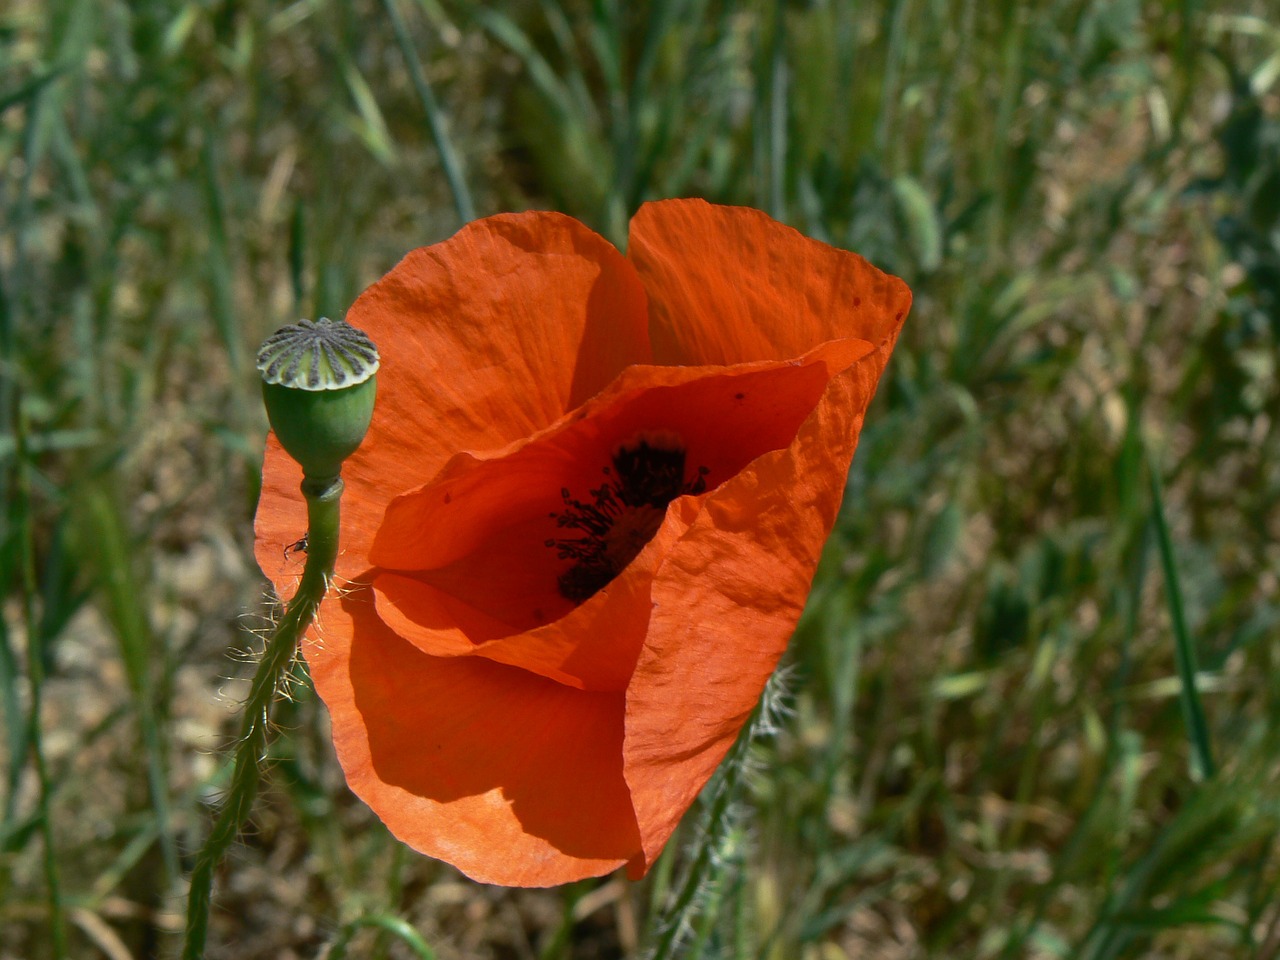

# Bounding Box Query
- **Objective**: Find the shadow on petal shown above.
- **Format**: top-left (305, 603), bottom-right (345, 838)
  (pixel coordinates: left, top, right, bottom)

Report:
top-left (328, 584), bottom-right (643, 883)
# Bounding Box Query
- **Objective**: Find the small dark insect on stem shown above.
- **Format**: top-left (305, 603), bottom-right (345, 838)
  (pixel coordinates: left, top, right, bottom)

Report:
top-left (283, 534), bottom-right (308, 560)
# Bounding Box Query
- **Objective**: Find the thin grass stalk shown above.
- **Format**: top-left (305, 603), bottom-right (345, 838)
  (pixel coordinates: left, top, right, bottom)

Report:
top-left (80, 487), bottom-right (179, 882)
top-left (620, 0), bottom-right (691, 212)
top-left (382, 0), bottom-right (476, 223)
top-left (768, 3), bottom-right (788, 221)
top-left (13, 397), bottom-right (69, 959)
top-left (730, 868), bottom-right (750, 960)
top-left (327, 914), bottom-right (438, 960)
top-left (1075, 782), bottom-right (1245, 960)
top-left (3, 62), bottom-right (53, 438)
top-left (475, 5), bottom-right (590, 124)
top-left (987, 0), bottom-right (1026, 251)
top-left (0, 232), bottom-right (14, 452)
top-left (1171, 0), bottom-right (1203, 126)
top-left (289, 202), bottom-right (307, 314)
top-left (750, 13), bottom-right (772, 213)
top-left (0, 603), bottom-right (25, 824)
top-left (200, 136), bottom-right (245, 383)
top-left (537, 880), bottom-right (586, 960)
top-left (534, 0), bottom-right (589, 89)
top-left (874, 0), bottom-right (912, 159)
top-left (998, 510), bottom-right (1152, 959)
top-left (629, 0), bottom-right (679, 113)
top-left (337, 49), bottom-right (399, 165)
top-left (1147, 452), bottom-right (1216, 780)
top-left (375, 839), bottom-right (411, 960)
top-left (90, 817), bottom-right (165, 905)
top-left (633, 0), bottom-right (720, 204)
top-left (931, 0), bottom-right (976, 166)
top-left (640, 816), bottom-right (679, 940)
top-left (531, 0), bottom-right (604, 167)
top-left (821, 612), bottom-right (862, 800)
top-left (181, 479), bottom-right (343, 960)
top-left (593, 0), bottom-right (630, 242)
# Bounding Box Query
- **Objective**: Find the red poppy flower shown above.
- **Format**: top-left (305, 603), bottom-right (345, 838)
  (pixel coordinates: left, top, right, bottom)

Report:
top-left (254, 199), bottom-right (910, 886)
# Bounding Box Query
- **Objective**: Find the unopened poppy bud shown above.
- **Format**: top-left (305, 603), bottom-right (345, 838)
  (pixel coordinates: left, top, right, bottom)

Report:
top-left (256, 317), bottom-right (379, 486)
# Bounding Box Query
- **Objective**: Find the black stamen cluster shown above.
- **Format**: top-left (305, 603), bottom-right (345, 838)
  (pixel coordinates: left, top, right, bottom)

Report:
top-left (546, 439), bottom-right (709, 602)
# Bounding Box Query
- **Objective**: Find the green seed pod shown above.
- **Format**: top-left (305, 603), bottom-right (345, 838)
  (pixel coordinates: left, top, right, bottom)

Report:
top-left (256, 317), bottom-right (379, 486)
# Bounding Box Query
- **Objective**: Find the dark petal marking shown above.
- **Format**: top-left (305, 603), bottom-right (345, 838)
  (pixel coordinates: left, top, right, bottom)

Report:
top-left (548, 437), bottom-right (709, 603)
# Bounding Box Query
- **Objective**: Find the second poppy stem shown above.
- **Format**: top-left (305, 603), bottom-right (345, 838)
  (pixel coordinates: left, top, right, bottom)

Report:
top-left (181, 477), bottom-right (342, 960)
top-left (644, 670), bottom-right (790, 960)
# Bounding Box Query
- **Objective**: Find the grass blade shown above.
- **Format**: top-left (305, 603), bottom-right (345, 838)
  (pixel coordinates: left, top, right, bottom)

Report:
top-left (12, 395), bottom-right (69, 958)
top-left (76, 483), bottom-right (179, 882)
top-left (1147, 449), bottom-right (1215, 780)
top-left (382, 0), bottom-right (476, 223)
top-left (327, 914), bottom-right (438, 959)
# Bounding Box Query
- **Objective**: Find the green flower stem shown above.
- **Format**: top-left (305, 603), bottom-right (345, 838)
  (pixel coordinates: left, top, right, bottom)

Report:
top-left (182, 476), bottom-right (343, 960)
top-left (644, 674), bottom-right (775, 960)
top-left (645, 756), bottom-right (739, 960)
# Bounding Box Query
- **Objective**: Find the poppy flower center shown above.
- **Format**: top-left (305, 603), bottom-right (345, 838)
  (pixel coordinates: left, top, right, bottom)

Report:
top-left (547, 436), bottom-right (709, 602)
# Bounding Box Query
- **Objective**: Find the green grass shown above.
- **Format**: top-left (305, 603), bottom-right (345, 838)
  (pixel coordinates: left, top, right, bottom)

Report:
top-left (3, 0), bottom-right (1280, 956)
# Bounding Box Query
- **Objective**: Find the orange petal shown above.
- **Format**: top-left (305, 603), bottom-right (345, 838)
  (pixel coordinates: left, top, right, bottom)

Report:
top-left (620, 206), bottom-right (911, 872)
top-left (255, 211), bottom-right (651, 588)
top-left (365, 341), bottom-right (871, 691)
top-left (622, 348), bottom-right (900, 874)
top-left (371, 517), bottom-right (685, 692)
top-left (308, 580), bottom-right (642, 887)
top-left (629, 198), bottom-right (908, 366)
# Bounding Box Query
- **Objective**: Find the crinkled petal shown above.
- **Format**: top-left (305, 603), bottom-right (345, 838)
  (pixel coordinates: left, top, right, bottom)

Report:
top-left (366, 341), bottom-right (871, 691)
top-left (630, 198), bottom-right (906, 365)
top-left (620, 204), bottom-right (911, 872)
top-left (622, 348), bottom-right (899, 874)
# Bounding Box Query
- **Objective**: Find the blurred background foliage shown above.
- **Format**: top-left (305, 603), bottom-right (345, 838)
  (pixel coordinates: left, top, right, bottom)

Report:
top-left (2, 0), bottom-right (1279, 957)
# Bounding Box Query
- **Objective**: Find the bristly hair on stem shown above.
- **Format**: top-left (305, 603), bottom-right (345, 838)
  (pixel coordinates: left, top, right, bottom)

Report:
top-left (181, 481), bottom-right (343, 960)
top-left (642, 667), bottom-right (794, 960)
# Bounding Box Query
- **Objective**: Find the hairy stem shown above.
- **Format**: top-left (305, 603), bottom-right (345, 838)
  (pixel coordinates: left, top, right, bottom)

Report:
top-left (181, 477), bottom-right (342, 960)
